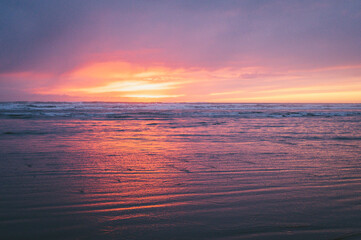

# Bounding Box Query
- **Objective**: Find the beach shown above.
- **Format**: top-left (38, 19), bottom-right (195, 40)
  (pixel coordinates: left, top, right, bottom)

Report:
top-left (1, 102), bottom-right (361, 239)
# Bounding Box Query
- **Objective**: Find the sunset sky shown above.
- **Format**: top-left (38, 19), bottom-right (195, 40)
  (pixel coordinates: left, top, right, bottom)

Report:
top-left (1, 0), bottom-right (361, 102)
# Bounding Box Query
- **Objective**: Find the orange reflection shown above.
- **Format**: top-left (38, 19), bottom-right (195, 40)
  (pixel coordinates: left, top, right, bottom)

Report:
top-left (63, 119), bottom-right (190, 201)
top-left (2, 111), bottom-right (361, 239)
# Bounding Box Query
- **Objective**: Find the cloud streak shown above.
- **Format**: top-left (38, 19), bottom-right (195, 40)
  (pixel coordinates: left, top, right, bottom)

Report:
top-left (1, 0), bottom-right (361, 102)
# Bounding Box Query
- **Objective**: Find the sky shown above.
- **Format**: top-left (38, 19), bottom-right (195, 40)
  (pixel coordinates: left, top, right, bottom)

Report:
top-left (1, 0), bottom-right (361, 103)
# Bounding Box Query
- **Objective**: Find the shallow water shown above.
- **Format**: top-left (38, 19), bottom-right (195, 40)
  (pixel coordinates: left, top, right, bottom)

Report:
top-left (1, 102), bottom-right (361, 240)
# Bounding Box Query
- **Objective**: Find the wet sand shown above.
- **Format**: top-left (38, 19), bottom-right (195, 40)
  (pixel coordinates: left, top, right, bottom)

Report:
top-left (1, 103), bottom-right (361, 239)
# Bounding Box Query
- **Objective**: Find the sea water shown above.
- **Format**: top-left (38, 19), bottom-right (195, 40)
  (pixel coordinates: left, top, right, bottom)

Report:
top-left (0, 102), bottom-right (361, 239)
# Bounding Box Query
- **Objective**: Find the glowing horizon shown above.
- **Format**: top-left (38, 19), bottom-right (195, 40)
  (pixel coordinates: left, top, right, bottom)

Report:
top-left (1, 1), bottom-right (360, 103)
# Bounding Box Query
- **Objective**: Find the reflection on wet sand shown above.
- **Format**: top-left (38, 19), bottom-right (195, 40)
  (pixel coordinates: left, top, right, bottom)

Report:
top-left (0, 103), bottom-right (361, 239)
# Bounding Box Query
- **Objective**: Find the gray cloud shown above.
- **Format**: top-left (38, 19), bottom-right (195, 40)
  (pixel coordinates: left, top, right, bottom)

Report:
top-left (0, 0), bottom-right (360, 74)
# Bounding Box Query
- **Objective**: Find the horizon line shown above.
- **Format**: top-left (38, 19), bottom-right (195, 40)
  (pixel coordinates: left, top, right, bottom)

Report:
top-left (1, 101), bottom-right (360, 104)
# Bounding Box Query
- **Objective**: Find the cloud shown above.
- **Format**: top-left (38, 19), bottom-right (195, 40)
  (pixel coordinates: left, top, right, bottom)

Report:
top-left (2, 1), bottom-right (361, 72)
top-left (0, 0), bottom-right (361, 102)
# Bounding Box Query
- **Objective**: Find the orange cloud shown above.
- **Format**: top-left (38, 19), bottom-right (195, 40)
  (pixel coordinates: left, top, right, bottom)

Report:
top-left (33, 61), bottom-right (188, 100)
top-left (216, 90), bottom-right (361, 103)
top-left (28, 57), bottom-right (361, 103)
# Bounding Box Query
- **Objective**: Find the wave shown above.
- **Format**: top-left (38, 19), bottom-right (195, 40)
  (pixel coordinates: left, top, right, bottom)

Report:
top-left (0, 102), bottom-right (360, 120)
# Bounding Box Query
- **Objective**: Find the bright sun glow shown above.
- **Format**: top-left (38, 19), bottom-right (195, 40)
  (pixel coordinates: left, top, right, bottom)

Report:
top-left (27, 60), bottom-right (361, 102)
top-left (74, 81), bottom-right (179, 93)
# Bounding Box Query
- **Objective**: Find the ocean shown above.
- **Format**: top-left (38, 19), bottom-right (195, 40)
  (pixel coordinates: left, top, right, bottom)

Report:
top-left (1, 102), bottom-right (361, 239)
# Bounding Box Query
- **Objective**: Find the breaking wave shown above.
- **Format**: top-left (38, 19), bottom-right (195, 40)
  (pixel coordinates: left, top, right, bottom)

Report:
top-left (0, 102), bottom-right (360, 120)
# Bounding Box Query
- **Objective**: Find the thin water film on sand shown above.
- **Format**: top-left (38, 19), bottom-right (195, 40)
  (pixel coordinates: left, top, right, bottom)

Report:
top-left (1, 103), bottom-right (361, 239)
